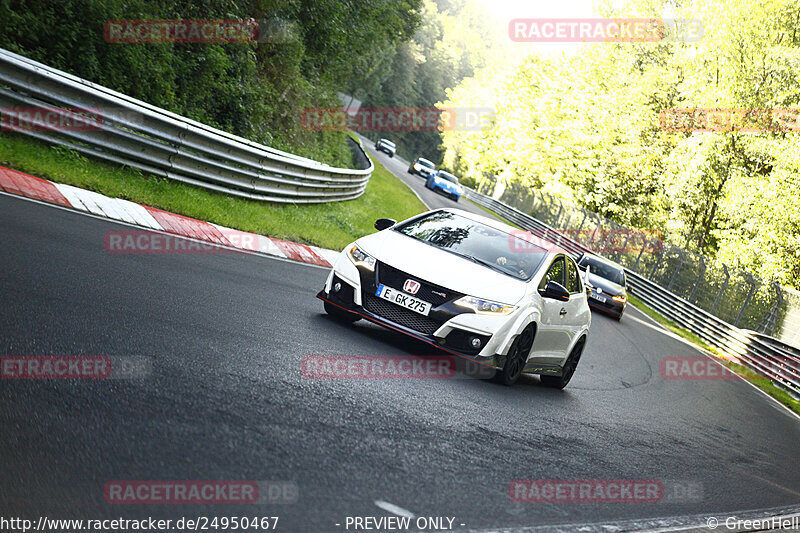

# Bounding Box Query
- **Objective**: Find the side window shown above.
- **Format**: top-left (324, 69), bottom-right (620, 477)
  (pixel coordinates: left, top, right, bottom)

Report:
top-left (567, 258), bottom-right (581, 294)
top-left (539, 257), bottom-right (565, 290)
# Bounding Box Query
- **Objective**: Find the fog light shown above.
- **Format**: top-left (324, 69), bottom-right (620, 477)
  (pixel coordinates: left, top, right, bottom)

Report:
top-left (333, 282), bottom-right (342, 293)
top-left (470, 337), bottom-right (482, 348)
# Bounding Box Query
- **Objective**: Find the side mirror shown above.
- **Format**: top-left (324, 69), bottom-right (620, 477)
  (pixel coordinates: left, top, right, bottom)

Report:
top-left (626, 284), bottom-right (632, 294)
top-left (374, 218), bottom-right (396, 231)
top-left (541, 281), bottom-right (570, 302)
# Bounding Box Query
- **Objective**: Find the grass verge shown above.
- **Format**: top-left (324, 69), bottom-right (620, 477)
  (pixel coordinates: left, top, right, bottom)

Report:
top-left (0, 131), bottom-right (426, 251)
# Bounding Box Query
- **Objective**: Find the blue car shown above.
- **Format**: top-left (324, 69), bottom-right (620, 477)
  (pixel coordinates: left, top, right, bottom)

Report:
top-left (425, 170), bottom-right (463, 202)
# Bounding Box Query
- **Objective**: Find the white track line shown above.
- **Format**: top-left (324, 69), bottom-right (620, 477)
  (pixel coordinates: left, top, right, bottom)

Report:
top-left (374, 500), bottom-right (416, 518)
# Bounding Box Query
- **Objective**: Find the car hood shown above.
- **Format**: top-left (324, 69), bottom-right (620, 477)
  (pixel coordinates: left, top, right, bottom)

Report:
top-left (433, 177), bottom-right (460, 193)
top-left (587, 272), bottom-right (625, 296)
top-left (356, 230), bottom-right (527, 305)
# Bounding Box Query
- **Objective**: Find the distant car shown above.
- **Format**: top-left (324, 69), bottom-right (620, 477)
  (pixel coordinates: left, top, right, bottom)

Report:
top-left (577, 253), bottom-right (628, 320)
top-left (408, 157), bottom-right (436, 178)
top-left (374, 138), bottom-right (396, 157)
top-left (425, 170), bottom-right (463, 202)
top-left (317, 208), bottom-right (592, 388)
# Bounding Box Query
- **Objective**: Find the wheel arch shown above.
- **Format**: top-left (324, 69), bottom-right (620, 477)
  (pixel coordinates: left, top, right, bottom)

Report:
top-left (560, 330), bottom-right (589, 366)
top-left (497, 308), bottom-right (541, 356)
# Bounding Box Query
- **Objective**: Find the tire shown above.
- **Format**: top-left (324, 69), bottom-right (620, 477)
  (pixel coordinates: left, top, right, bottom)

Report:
top-left (324, 301), bottom-right (360, 324)
top-left (499, 324), bottom-right (536, 386)
top-left (425, 177), bottom-right (432, 189)
top-left (541, 338), bottom-right (585, 389)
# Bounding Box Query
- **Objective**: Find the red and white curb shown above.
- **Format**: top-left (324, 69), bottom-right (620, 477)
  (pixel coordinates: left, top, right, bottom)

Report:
top-left (0, 165), bottom-right (339, 267)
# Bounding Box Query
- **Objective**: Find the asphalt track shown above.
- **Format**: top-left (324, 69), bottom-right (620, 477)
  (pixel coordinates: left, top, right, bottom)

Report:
top-left (1, 173), bottom-right (800, 532)
top-left (358, 135), bottom-right (490, 215)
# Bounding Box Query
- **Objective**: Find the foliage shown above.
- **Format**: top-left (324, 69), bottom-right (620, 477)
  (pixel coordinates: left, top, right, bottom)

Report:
top-left (0, 0), bottom-right (423, 167)
top-left (440, 0), bottom-right (800, 289)
top-left (352, 0), bottom-right (509, 162)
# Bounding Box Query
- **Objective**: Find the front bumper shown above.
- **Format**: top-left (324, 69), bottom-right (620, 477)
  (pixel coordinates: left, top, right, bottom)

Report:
top-left (430, 183), bottom-right (461, 199)
top-left (587, 289), bottom-right (625, 317)
top-left (317, 262), bottom-right (504, 368)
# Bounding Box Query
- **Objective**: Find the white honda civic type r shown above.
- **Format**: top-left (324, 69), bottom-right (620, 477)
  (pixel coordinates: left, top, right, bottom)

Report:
top-left (316, 209), bottom-right (592, 388)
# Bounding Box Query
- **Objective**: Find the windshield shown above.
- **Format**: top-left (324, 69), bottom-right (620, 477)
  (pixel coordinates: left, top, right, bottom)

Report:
top-left (437, 171), bottom-right (459, 184)
top-left (417, 158), bottom-right (435, 168)
top-left (581, 256), bottom-right (625, 285)
top-left (396, 211), bottom-right (546, 280)
top-left (382, 140), bottom-right (396, 147)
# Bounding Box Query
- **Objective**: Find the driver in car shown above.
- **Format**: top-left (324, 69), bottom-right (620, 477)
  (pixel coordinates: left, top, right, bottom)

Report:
top-left (496, 256), bottom-right (529, 278)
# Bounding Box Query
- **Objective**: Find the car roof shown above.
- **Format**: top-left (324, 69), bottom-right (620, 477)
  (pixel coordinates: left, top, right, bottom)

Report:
top-left (380, 139), bottom-right (395, 145)
top-left (437, 170), bottom-right (456, 178)
top-left (418, 158), bottom-right (434, 165)
top-left (581, 252), bottom-right (625, 271)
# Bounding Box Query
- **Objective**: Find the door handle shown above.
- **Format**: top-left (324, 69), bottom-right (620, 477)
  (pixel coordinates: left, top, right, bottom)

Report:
top-left (559, 308), bottom-right (567, 316)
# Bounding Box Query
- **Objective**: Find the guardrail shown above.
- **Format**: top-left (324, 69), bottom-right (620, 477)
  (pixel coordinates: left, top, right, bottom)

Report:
top-left (0, 48), bottom-right (373, 203)
top-left (464, 188), bottom-right (800, 397)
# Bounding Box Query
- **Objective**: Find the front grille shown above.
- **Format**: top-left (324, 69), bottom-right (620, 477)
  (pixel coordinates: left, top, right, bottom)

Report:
top-left (376, 263), bottom-right (462, 306)
top-left (364, 295), bottom-right (442, 335)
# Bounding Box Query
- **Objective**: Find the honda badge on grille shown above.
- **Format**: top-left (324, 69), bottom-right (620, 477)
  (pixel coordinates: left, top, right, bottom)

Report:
top-left (403, 279), bottom-right (421, 295)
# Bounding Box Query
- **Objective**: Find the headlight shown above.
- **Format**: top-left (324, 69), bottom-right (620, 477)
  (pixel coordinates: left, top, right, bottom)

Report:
top-left (347, 244), bottom-right (376, 271)
top-left (612, 294), bottom-right (627, 303)
top-left (455, 296), bottom-right (517, 315)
